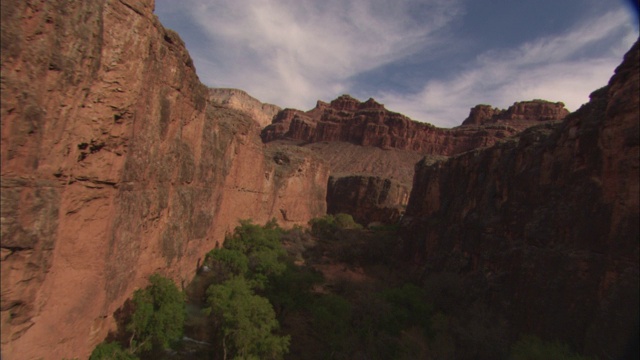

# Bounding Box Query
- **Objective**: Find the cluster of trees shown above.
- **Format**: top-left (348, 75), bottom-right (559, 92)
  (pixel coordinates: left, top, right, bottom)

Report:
top-left (202, 219), bottom-right (291, 359)
top-left (91, 219), bottom-right (294, 360)
top-left (89, 215), bottom-right (596, 360)
top-left (90, 274), bottom-right (185, 359)
top-left (308, 213), bottom-right (362, 239)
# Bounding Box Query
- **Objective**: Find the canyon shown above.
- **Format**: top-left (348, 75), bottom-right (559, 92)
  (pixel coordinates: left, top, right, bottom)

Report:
top-left (0, 0), bottom-right (637, 359)
top-left (263, 95), bottom-right (568, 225)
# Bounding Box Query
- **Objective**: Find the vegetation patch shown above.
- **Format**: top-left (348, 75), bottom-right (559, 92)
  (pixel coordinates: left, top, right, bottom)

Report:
top-left (92, 215), bottom-right (595, 360)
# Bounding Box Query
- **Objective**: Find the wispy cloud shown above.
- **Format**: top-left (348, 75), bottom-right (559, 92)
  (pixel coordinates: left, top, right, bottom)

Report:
top-left (157, 1), bottom-right (637, 128)
top-left (377, 9), bottom-right (638, 127)
top-left (179, 0), bottom-right (462, 108)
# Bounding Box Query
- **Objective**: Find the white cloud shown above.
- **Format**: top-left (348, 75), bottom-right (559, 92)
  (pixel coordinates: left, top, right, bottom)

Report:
top-left (377, 9), bottom-right (638, 127)
top-left (181, 0), bottom-right (462, 109)
top-left (157, 1), bottom-right (637, 128)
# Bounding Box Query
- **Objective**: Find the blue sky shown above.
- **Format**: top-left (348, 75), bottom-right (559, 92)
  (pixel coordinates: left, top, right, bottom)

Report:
top-left (155, 0), bottom-right (638, 127)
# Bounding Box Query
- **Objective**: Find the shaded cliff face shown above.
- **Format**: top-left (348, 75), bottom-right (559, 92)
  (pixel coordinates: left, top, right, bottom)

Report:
top-left (209, 88), bottom-right (281, 128)
top-left (403, 40), bottom-right (639, 358)
top-left (326, 175), bottom-right (410, 225)
top-left (0, 1), bottom-right (327, 359)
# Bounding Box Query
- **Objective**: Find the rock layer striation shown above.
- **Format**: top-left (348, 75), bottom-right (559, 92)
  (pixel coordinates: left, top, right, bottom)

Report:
top-left (462, 100), bottom-right (569, 129)
top-left (262, 95), bottom-right (569, 156)
top-left (263, 96), bottom-right (568, 225)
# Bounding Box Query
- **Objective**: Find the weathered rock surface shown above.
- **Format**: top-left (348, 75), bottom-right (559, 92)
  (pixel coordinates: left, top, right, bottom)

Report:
top-left (0, 1), bottom-right (327, 359)
top-left (262, 95), bottom-right (568, 156)
top-left (306, 142), bottom-right (445, 225)
top-left (209, 88), bottom-right (281, 128)
top-left (462, 100), bottom-right (569, 129)
top-left (262, 96), bottom-right (568, 225)
top-left (403, 40), bottom-right (639, 358)
top-left (327, 175), bottom-right (410, 225)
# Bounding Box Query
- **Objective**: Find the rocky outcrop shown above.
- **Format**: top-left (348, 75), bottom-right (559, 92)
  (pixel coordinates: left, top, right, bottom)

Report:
top-left (262, 95), bottom-right (568, 156)
top-left (0, 1), bottom-right (327, 359)
top-left (462, 100), bottom-right (569, 128)
top-left (326, 175), bottom-right (410, 225)
top-left (403, 40), bottom-right (639, 358)
top-left (263, 96), bottom-right (568, 225)
top-left (209, 88), bottom-right (281, 128)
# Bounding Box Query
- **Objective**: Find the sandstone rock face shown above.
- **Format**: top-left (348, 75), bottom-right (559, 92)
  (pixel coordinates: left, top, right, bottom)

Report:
top-left (262, 95), bottom-right (568, 156)
top-left (291, 140), bottom-right (435, 225)
top-left (263, 96), bottom-right (565, 225)
top-left (462, 100), bottom-right (569, 128)
top-left (209, 88), bottom-right (281, 128)
top-left (0, 1), bottom-right (327, 359)
top-left (327, 175), bottom-right (410, 225)
top-left (403, 40), bottom-right (639, 358)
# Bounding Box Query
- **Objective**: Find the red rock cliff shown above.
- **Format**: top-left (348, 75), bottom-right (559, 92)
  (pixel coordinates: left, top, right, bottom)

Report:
top-left (262, 95), bottom-right (569, 156)
top-left (403, 40), bottom-right (639, 358)
top-left (209, 88), bottom-right (281, 128)
top-left (462, 100), bottom-right (569, 128)
top-left (0, 1), bottom-right (328, 359)
top-left (262, 95), bottom-right (569, 225)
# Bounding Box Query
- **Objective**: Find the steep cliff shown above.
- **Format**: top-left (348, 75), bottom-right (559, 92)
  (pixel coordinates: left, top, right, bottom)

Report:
top-left (461, 100), bottom-right (569, 129)
top-left (262, 96), bottom-right (569, 226)
top-left (262, 95), bottom-right (568, 156)
top-left (326, 175), bottom-right (410, 225)
top-left (209, 88), bottom-right (281, 128)
top-left (403, 40), bottom-right (639, 358)
top-left (0, 1), bottom-right (327, 359)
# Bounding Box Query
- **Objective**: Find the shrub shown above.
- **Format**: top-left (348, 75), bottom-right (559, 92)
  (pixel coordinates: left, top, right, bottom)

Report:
top-left (309, 213), bottom-right (361, 238)
top-left (309, 214), bottom-right (337, 238)
top-left (334, 213), bottom-right (362, 230)
top-left (90, 342), bottom-right (138, 360)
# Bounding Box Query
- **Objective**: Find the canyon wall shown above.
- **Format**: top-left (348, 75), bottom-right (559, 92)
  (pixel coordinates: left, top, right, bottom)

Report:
top-left (462, 100), bottom-right (569, 129)
top-left (326, 175), bottom-right (410, 225)
top-left (262, 95), bottom-right (568, 156)
top-left (262, 96), bottom-right (569, 226)
top-left (209, 88), bottom-right (281, 128)
top-left (403, 40), bottom-right (639, 358)
top-left (0, 1), bottom-right (327, 359)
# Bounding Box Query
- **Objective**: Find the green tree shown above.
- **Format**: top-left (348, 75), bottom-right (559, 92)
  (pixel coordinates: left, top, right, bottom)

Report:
top-left (308, 214), bottom-right (337, 238)
top-left (126, 274), bottom-right (185, 354)
top-left (309, 213), bottom-right (362, 239)
top-left (310, 294), bottom-right (354, 356)
top-left (89, 342), bottom-right (138, 360)
top-left (381, 283), bottom-right (433, 335)
top-left (510, 335), bottom-right (593, 360)
top-left (264, 262), bottom-right (323, 319)
top-left (333, 213), bottom-right (362, 229)
top-left (206, 277), bottom-right (290, 360)
top-left (210, 247), bottom-right (249, 277)
top-left (207, 219), bottom-right (287, 289)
